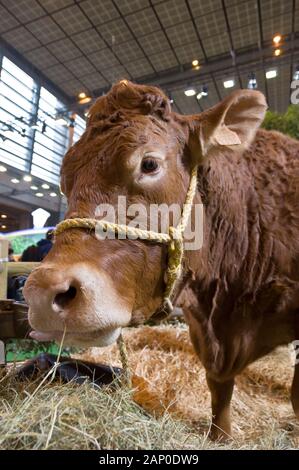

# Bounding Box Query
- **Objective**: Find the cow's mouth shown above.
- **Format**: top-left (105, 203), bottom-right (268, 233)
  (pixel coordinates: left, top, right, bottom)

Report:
top-left (29, 326), bottom-right (122, 347)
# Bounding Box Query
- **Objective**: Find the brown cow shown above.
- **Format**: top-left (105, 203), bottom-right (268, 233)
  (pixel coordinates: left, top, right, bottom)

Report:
top-left (24, 80), bottom-right (299, 440)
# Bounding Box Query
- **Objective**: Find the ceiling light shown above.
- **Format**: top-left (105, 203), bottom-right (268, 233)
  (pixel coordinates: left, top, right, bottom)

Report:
top-left (294, 66), bottom-right (299, 81)
top-left (274, 48), bottom-right (281, 56)
top-left (273, 34), bottom-right (281, 45)
top-left (248, 73), bottom-right (257, 89)
top-left (1, 225), bottom-right (7, 229)
top-left (23, 175), bottom-right (32, 182)
top-left (42, 183), bottom-right (50, 189)
top-left (266, 69), bottom-right (277, 79)
top-left (0, 165), bottom-right (7, 172)
top-left (184, 88), bottom-right (196, 97)
top-left (11, 178), bottom-right (20, 184)
top-left (78, 92), bottom-right (86, 99)
top-left (1, 214), bottom-right (7, 219)
top-left (50, 192), bottom-right (57, 197)
top-left (192, 59), bottom-right (199, 67)
top-left (223, 79), bottom-right (235, 89)
top-left (168, 93), bottom-right (174, 104)
top-left (30, 185), bottom-right (38, 190)
top-left (201, 85), bottom-right (208, 96)
top-left (196, 85), bottom-right (208, 100)
top-left (35, 192), bottom-right (44, 197)
top-left (78, 96), bottom-right (92, 105)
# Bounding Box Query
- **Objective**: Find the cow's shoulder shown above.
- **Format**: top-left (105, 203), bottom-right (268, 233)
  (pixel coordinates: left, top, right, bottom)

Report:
top-left (246, 128), bottom-right (299, 167)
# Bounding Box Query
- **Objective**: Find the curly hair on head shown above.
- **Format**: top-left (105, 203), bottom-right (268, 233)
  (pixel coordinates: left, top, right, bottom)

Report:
top-left (88, 80), bottom-right (172, 125)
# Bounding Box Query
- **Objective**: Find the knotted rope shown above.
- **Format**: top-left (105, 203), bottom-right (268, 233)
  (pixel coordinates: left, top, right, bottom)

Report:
top-left (54, 166), bottom-right (198, 383)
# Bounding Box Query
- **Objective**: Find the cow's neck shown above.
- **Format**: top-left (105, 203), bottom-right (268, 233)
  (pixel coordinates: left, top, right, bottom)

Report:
top-left (185, 151), bottom-right (252, 291)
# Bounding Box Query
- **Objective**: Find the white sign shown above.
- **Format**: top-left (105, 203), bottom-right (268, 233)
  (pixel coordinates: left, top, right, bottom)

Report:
top-left (31, 208), bottom-right (50, 228)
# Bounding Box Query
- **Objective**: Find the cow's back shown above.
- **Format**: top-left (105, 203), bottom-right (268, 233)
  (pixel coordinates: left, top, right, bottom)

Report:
top-left (244, 129), bottom-right (299, 282)
top-left (187, 128), bottom-right (299, 378)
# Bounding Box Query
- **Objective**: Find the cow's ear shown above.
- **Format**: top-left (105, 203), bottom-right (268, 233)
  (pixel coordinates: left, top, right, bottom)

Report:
top-left (187, 90), bottom-right (267, 162)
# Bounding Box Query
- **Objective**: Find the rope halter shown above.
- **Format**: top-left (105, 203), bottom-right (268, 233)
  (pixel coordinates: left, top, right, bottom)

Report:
top-left (55, 165), bottom-right (198, 315)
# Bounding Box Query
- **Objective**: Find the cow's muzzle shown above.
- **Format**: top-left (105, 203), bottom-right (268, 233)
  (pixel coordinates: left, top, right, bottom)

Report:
top-left (23, 262), bottom-right (132, 347)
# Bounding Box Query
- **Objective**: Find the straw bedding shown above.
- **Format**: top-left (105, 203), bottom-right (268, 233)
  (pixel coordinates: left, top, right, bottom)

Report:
top-left (0, 323), bottom-right (298, 450)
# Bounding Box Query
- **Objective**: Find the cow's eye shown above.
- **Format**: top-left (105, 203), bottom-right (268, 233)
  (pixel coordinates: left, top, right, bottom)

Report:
top-left (141, 158), bottom-right (159, 174)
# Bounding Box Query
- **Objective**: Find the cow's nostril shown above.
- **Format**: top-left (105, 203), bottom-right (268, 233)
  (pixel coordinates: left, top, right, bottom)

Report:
top-left (53, 285), bottom-right (77, 310)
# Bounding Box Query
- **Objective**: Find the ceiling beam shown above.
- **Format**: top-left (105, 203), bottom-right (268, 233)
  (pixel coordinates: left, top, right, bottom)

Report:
top-left (85, 39), bottom-right (299, 104)
top-left (256, 0), bottom-right (269, 105)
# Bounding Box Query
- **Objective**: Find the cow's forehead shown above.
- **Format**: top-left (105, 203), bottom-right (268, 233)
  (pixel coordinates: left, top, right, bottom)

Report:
top-left (83, 113), bottom-right (171, 155)
top-left (61, 115), bottom-right (170, 183)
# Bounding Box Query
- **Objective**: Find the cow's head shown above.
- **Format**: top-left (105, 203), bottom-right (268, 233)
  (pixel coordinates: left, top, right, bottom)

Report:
top-left (24, 80), bottom-right (266, 347)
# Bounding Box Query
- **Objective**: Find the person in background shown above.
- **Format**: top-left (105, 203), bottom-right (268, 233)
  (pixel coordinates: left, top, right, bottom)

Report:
top-left (21, 244), bottom-right (41, 262)
top-left (8, 242), bottom-right (15, 261)
top-left (36, 229), bottom-right (53, 260)
top-left (21, 230), bottom-right (54, 262)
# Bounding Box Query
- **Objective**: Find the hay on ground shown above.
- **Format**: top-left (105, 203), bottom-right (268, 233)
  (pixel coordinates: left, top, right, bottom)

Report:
top-left (0, 324), bottom-right (298, 449)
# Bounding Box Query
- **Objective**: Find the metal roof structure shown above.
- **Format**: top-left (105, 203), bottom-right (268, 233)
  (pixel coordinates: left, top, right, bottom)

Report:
top-left (0, 0), bottom-right (299, 114)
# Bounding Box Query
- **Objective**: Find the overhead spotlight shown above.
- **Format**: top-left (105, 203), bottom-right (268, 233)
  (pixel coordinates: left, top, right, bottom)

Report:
top-left (50, 192), bottom-right (57, 197)
top-left (274, 48), bottom-right (281, 56)
top-left (1, 214), bottom-right (7, 219)
top-left (184, 88), bottom-right (196, 97)
top-left (293, 66), bottom-right (299, 80)
top-left (11, 178), bottom-right (20, 184)
top-left (248, 73), bottom-right (257, 89)
top-left (223, 79), bottom-right (235, 89)
top-left (23, 175), bottom-right (32, 182)
top-left (78, 92), bottom-right (87, 99)
top-left (273, 34), bottom-right (281, 45)
top-left (201, 85), bottom-right (208, 96)
top-left (41, 183), bottom-right (50, 189)
top-left (0, 165), bottom-right (7, 172)
top-left (1, 225), bottom-right (7, 229)
top-left (35, 192), bottom-right (44, 197)
top-left (78, 95), bottom-right (92, 105)
top-left (196, 85), bottom-right (208, 100)
top-left (192, 60), bottom-right (200, 70)
top-left (266, 69), bottom-right (277, 79)
top-left (30, 185), bottom-right (38, 190)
